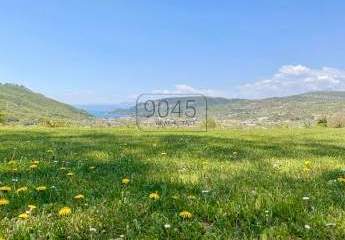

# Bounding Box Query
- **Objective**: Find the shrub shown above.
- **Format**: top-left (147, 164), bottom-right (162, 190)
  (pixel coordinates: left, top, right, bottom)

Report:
top-left (39, 119), bottom-right (71, 128)
top-left (328, 113), bottom-right (345, 128)
top-left (316, 116), bottom-right (327, 127)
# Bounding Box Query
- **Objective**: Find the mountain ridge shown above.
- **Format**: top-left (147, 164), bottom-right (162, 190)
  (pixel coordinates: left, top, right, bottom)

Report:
top-left (0, 83), bottom-right (91, 123)
top-left (110, 91), bottom-right (345, 125)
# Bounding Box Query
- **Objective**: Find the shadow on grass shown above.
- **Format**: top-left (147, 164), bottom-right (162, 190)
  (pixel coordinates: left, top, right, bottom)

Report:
top-left (1, 129), bottom-right (345, 239)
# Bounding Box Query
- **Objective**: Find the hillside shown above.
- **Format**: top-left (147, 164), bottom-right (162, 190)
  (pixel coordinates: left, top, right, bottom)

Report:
top-left (0, 83), bottom-right (90, 124)
top-left (111, 91), bottom-right (345, 125)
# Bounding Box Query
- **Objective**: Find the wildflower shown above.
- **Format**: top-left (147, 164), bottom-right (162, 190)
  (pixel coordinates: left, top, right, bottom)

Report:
top-left (89, 166), bottom-right (95, 170)
top-left (201, 190), bottom-right (210, 194)
top-left (149, 192), bottom-right (160, 201)
top-left (67, 172), bottom-right (74, 176)
top-left (89, 227), bottom-right (97, 233)
top-left (74, 194), bottom-right (85, 200)
top-left (35, 186), bottom-right (47, 192)
top-left (179, 210), bottom-right (192, 219)
top-left (58, 207), bottom-right (72, 217)
top-left (16, 187), bottom-right (28, 193)
top-left (302, 196), bottom-right (310, 201)
top-left (32, 160), bottom-right (39, 164)
top-left (30, 164), bottom-right (38, 170)
top-left (0, 186), bottom-right (11, 192)
top-left (12, 178), bottom-right (18, 182)
top-left (0, 198), bottom-right (9, 206)
top-left (161, 152), bottom-right (167, 155)
top-left (28, 205), bottom-right (37, 210)
top-left (164, 223), bottom-right (171, 229)
top-left (18, 213), bottom-right (29, 220)
top-left (304, 224), bottom-right (311, 230)
top-left (337, 177), bottom-right (345, 183)
top-left (122, 178), bottom-right (130, 185)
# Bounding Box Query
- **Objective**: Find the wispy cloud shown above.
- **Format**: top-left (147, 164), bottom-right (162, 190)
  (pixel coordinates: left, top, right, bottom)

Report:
top-left (236, 65), bottom-right (345, 99)
top-left (51, 65), bottom-right (345, 104)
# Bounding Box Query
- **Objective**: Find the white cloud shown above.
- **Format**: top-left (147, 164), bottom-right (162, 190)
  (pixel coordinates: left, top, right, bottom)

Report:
top-left (237, 65), bottom-right (345, 99)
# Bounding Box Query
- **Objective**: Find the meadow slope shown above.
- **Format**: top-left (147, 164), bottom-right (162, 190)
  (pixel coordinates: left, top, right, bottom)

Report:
top-left (0, 127), bottom-right (345, 239)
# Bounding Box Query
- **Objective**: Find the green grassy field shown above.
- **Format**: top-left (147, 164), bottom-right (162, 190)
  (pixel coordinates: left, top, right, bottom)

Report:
top-left (1, 127), bottom-right (345, 239)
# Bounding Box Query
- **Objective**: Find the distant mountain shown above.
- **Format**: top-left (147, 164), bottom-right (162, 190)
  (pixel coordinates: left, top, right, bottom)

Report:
top-left (111, 91), bottom-right (345, 125)
top-left (0, 83), bottom-right (91, 123)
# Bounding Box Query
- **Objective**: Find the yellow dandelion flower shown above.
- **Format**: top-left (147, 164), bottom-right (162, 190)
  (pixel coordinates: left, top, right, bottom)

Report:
top-left (35, 186), bottom-right (47, 192)
top-left (304, 160), bottom-right (311, 166)
top-left (337, 177), bottom-right (345, 183)
top-left (58, 207), bottom-right (72, 217)
top-left (179, 210), bottom-right (192, 219)
top-left (18, 213), bottom-right (29, 220)
top-left (74, 194), bottom-right (85, 200)
top-left (122, 177), bottom-right (130, 185)
top-left (149, 192), bottom-right (160, 201)
top-left (66, 172), bottom-right (74, 176)
top-left (30, 164), bottom-right (38, 170)
top-left (0, 186), bottom-right (11, 193)
top-left (28, 205), bottom-right (37, 210)
top-left (0, 198), bottom-right (9, 206)
top-left (16, 187), bottom-right (28, 193)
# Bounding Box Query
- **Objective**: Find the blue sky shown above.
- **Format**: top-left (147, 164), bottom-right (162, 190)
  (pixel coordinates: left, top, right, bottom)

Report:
top-left (0, 1), bottom-right (345, 104)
